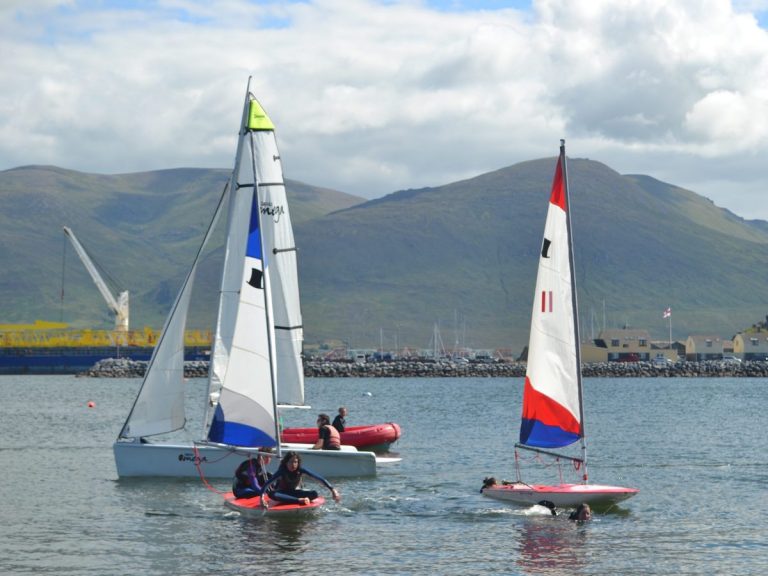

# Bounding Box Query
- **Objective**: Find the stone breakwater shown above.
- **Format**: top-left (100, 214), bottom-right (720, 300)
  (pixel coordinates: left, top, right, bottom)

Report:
top-left (82, 357), bottom-right (768, 378)
top-left (81, 358), bottom-right (210, 378)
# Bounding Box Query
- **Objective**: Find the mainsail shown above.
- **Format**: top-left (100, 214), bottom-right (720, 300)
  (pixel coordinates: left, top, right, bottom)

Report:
top-left (519, 141), bottom-right (584, 450)
top-left (205, 85), bottom-right (282, 449)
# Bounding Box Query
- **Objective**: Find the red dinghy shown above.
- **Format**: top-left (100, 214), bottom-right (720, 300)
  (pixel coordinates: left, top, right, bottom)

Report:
top-left (224, 492), bottom-right (325, 516)
top-left (482, 482), bottom-right (638, 508)
top-left (281, 422), bottom-right (401, 452)
top-left (481, 142), bottom-right (637, 509)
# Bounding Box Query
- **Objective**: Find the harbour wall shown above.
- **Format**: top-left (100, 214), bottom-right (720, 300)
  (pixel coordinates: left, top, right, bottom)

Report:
top-left (81, 358), bottom-right (768, 378)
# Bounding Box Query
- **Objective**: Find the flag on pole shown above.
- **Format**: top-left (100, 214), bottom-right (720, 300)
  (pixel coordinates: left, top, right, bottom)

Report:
top-left (663, 307), bottom-right (672, 319)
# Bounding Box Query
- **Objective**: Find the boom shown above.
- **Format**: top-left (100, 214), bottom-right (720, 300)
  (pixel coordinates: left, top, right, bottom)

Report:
top-left (62, 226), bottom-right (129, 333)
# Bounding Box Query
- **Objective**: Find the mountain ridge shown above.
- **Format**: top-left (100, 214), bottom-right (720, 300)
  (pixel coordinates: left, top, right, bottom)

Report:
top-left (1, 159), bottom-right (766, 353)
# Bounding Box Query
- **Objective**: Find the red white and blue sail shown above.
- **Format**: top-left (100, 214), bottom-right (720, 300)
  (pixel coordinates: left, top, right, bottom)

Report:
top-left (205, 85), bottom-right (281, 450)
top-left (519, 143), bottom-right (583, 449)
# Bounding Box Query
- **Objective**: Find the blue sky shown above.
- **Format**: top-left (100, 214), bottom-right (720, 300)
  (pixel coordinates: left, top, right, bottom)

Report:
top-left (2, 0), bottom-right (768, 219)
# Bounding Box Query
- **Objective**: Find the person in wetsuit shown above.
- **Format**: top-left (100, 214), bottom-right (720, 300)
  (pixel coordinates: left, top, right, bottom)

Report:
top-left (232, 452), bottom-right (272, 499)
top-left (332, 407), bottom-right (347, 432)
top-left (262, 451), bottom-right (341, 505)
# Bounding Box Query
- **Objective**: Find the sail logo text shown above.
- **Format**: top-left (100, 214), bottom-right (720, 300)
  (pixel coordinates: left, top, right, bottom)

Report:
top-left (261, 202), bottom-right (285, 223)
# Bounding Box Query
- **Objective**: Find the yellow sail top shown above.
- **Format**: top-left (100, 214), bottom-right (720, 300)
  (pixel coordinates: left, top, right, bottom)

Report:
top-left (247, 99), bottom-right (274, 131)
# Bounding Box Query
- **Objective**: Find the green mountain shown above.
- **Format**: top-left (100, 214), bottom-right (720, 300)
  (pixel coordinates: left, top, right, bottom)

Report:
top-left (2, 160), bottom-right (767, 354)
top-left (296, 158), bottom-right (768, 351)
top-left (0, 165), bottom-right (362, 331)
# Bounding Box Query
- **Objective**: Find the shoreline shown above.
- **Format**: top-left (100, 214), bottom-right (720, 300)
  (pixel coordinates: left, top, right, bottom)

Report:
top-left (78, 357), bottom-right (767, 378)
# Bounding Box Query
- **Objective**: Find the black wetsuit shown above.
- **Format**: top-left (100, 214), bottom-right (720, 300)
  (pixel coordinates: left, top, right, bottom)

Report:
top-left (263, 465), bottom-right (335, 504)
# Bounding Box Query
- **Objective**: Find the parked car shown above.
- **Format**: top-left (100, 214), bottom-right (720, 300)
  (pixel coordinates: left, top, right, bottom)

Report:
top-left (722, 355), bottom-right (742, 364)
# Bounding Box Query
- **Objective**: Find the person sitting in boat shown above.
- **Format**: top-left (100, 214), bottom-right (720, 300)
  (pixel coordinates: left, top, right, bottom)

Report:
top-left (312, 413), bottom-right (341, 450)
top-left (332, 406), bottom-right (347, 432)
top-left (262, 451), bottom-right (341, 505)
top-left (569, 503), bottom-right (592, 522)
top-left (232, 450), bottom-right (273, 499)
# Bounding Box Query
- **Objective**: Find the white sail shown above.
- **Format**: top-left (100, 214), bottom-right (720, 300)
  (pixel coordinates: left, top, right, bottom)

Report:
top-left (118, 188), bottom-right (226, 439)
top-left (519, 141), bottom-right (583, 449)
top-left (205, 85), bottom-right (281, 449)
top-left (255, 132), bottom-right (305, 407)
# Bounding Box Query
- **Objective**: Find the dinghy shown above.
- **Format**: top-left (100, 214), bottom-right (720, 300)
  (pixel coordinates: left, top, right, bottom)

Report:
top-left (281, 422), bottom-right (402, 452)
top-left (224, 492), bottom-right (325, 517)
top-left (481, 141), bottom-right (638, 508)
top-left (113, 79), bottom-right (382, 479)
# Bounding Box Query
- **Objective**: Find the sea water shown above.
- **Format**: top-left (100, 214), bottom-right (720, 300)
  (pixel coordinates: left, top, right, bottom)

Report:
top-left (0, 375), bottom-right (765, 575)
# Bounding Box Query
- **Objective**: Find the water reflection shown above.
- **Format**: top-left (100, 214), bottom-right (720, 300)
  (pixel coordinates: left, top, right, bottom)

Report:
top-left (516, 517), bottom-right (588, 572)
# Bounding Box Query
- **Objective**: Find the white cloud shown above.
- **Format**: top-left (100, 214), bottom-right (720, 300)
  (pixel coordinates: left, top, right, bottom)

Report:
top-left (2, 0), bottom-right (768, 218)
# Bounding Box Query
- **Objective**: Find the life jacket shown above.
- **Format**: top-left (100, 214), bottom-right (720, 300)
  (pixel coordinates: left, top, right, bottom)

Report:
top-left (323, 424), bottom-right (341, 449)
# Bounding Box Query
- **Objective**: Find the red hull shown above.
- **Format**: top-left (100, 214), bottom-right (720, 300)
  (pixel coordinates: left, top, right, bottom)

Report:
top-left (482, 482), bottom-right (639, 507)
top-left (281, 422), bottom-right (401, 451)
top-left (224, 492), bottom-right (325, 515)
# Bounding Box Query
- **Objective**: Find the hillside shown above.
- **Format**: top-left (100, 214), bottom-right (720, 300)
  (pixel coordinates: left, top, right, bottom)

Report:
top-left (0, 165), bottom-right (362, 330)
top-left (2, 160), bottom-right (767, 353)
top-left (295, 158), bottom-right (768, 351)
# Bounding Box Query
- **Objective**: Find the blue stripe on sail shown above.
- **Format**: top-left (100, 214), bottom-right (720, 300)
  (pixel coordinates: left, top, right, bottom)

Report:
top-left (208, 405), bottom-right (277, 448)
top-left (520, 418), bottom-right (580, 449)
top-left (246, 192), bottom-right (262, 259)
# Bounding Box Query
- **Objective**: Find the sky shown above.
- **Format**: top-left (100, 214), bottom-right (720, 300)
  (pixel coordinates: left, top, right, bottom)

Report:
top-left (2, 0), bottom-right (768, 219)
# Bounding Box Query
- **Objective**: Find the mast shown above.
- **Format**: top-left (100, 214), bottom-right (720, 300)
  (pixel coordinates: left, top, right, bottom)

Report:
top-left (561, 139), bottom-right (589, 482)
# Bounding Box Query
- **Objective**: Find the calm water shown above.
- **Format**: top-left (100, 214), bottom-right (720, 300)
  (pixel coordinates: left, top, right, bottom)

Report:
top-left (0, 375), bottom-right (765, 575)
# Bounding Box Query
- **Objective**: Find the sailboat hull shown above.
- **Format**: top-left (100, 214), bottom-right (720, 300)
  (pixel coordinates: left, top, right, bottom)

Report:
top-left (481, 482), bottom-right (639, 508)
top-left (113, 440), bottom-right (381, 479)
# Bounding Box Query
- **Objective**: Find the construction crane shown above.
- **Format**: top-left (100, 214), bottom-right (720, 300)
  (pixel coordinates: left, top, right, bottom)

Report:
top-left (62, 226), bottom-right (129, 335)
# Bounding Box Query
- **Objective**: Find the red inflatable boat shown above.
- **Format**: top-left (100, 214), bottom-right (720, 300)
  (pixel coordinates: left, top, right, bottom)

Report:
top-left (281, 422), bottom-right (401, 452)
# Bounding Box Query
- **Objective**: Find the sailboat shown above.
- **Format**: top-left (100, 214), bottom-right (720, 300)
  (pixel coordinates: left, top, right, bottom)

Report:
top-left (481, 140), bottom-right (638, 508)
top-left (113, 79), bottom-right (379, 479)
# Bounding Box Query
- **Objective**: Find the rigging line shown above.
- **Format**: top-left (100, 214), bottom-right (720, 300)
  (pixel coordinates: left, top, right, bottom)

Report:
top-left (193, 445), bottom-right (225, 495)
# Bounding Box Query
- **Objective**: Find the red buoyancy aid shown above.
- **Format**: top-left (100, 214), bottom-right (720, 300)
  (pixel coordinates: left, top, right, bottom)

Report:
top-left (323, 424), bottom-right (341, 449)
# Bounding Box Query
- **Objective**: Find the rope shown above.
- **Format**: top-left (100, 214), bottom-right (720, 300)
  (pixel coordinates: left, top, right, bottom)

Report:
top-left (514, 449), bottom-right (587, 484)
top-left (194, 445), bottom-right (226, 495)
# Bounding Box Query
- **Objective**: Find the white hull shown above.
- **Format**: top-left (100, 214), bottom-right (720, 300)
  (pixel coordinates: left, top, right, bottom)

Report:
top-left (481, 482), bottom-right (639, 508)
top-left (113, 440), bottom-right (381, 479)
